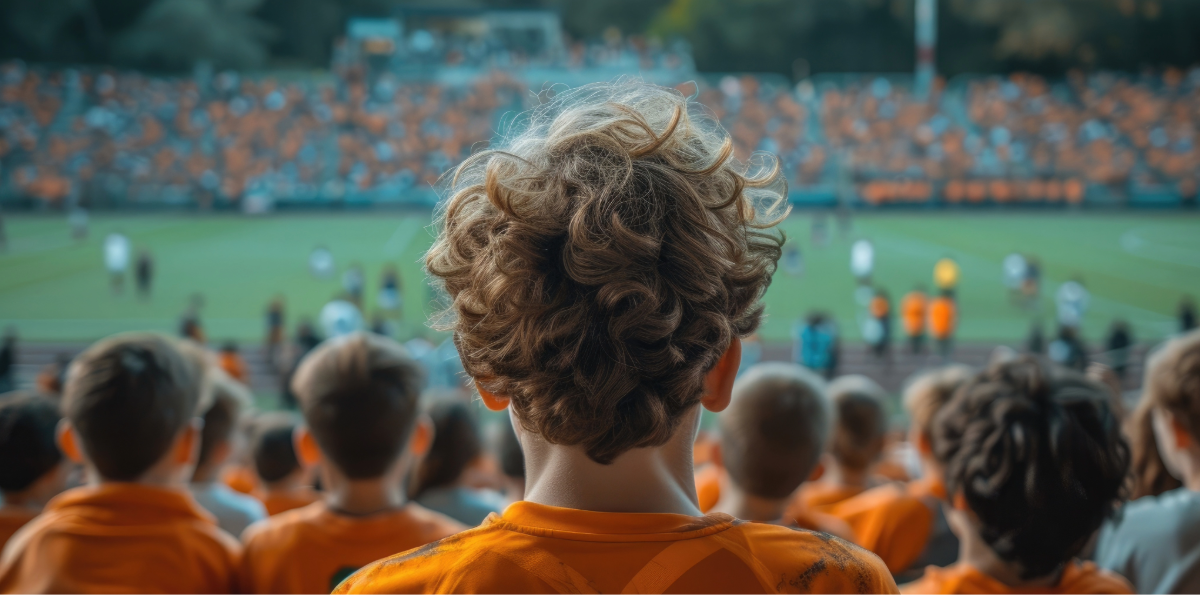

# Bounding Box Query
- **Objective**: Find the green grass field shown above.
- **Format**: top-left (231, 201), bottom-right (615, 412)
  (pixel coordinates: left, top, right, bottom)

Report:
top-left (2, 211), bottom-right (1198, 345)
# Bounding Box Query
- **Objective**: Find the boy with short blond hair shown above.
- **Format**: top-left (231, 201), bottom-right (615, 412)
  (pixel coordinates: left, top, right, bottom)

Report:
top-left (336, 80), bottom-right (895, 594)
top-left (0, 333), bottom-right (239, 593)
top-left (239, 332), bottom-right (464, 594)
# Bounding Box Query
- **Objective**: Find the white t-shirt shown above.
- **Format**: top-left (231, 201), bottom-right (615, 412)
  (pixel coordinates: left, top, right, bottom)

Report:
top-left (190, 482), bottom-right (267, 538)
top-left (1095, 487), bottom-right (1200, 594)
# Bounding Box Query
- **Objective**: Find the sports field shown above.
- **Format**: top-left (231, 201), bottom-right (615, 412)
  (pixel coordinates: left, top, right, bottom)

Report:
top-left (1, 211), bottom-right (1198, 345)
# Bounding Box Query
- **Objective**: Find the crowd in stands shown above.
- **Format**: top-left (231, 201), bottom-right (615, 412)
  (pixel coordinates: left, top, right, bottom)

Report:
top-left (4, 78), bottom-right (1200, 596)
top-left (3, 57), bottom-right (1199, 208)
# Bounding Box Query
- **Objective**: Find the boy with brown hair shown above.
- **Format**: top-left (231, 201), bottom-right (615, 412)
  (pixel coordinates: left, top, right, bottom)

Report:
top-left (823, 365), bottom-right (973, 579)
top-left (0, 391), bottom-right (73, 549)
top-left (0, 333), bottom-right (240, 593)
top-left (239, 332), bottom-right (465, 594)
top-left (791, 374), bottom-right (889, 514)
top-left (249, 411), bottom-right (319, 516)
top-left (709, 362), bottom-right (855, 541)
top-left (190, 370), bottom-right (267, 537)
top-left (336, 80), bottom-right (895, 594)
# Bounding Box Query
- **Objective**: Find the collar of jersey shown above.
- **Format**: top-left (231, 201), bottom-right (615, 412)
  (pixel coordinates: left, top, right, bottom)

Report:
top-left (488, 501), bottom-right (738, 542)
top-left (48, 483), bottom-right (215, 524)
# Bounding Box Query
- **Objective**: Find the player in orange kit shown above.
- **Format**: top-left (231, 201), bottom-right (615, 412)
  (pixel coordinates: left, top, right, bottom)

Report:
top-left (0, 392), bottom-right (73, 549)
top-left (902, 357), bottom-right (1131, 594)
top-left (901, 285), bottom-right (928, 355)
top-left (239, 332), bottom-right (465, 593)
top-left (709, 362), bottom-right (856, 542)
top-left (0, 334), bottom-right (240, 593)
top-left (249, 412), bottom-right (319, 516)
top-left (821, 365), bottom-right (973, 580)
top-left (790, 375), bottom-right (888, 515)
top-left (929, 290), bottom-right (957, 359)
top-left (335, 80), bottom-right (896, 594)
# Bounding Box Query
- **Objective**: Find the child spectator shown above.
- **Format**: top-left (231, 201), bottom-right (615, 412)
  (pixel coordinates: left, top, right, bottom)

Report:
top-left (410, 393), bottom-right (507, 526)
top-left (190, 371), bottom-right (266, 537)
top-left (239, 332), bottom-right (464, 593)
top-left (250, 412), bottom-right (319, 516)
top-left (0, 392), bottom-right (72, 549)
top-left (335, 80), bottom-right (894, 594)
top-left (791, 375), bottom-right (889, 515)
top-left (710, 362), bottom-right (856, 542)
top-left (217, 341), bottom-right (249, 385)
top-left (826, 365), bottom-right (973, 580)
top-left (0, 333), bottom-right (240, 593)
top-left (1095, 330), bottom-right (1200, 593)
top-left (903, 357), bottom-right (1131, 594)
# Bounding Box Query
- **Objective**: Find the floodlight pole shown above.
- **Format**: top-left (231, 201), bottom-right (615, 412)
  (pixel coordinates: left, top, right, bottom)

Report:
top-left (915, 0), bottom-right (937, 102)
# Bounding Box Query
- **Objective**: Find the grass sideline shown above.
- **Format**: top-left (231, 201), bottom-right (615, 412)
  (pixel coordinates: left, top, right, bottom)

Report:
top-left (1, 211), bottom-right (1198, 346)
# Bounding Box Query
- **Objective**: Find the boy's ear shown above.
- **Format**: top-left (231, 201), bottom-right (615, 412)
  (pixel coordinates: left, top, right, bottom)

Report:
top-left (408, 414), bottom-right (434, 458)
top-left (701, 338), bottom-right (742, 413)
top-left (475, 382), bottom-right (510, 412)
top-left (294, 425), bottom-right (322, 468)
top-left (1171, 415), bottom-right (1193, 450)
top-left (56, 420), bottom-right (84, 464)
top-left (172, 418), bottom-right (203, 466)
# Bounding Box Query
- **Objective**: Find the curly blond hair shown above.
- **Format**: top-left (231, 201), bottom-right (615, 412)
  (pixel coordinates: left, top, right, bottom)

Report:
top-left (427, 80), bottom-right (788, 464)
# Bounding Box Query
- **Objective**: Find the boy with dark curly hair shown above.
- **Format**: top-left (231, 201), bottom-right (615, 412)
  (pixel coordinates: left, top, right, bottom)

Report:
top-left (335, 80), bottom-right (895, 594)
top-left (902, 356), bottom-right (1131, 594)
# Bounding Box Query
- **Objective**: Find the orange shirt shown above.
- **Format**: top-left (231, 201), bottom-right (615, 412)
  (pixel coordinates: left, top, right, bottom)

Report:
top-left (790, 480), bottom-right (866, 515)
top-left (218, 351), bottom-right (249, 384)
top-left (222, 464), bottom-right (258, 495)
top-left (260, 487), bottom-right (320, 516)
top-left (335, 501), bottom-right (898, 594)
top-left (240, 501), bottom-right (465, 593)
top-left (929, 297), bottom-right (957, 340)
top-left (694, 464), bottom-right (722, 513)
top-left (0, 506), bottom-right (39, 551)
top-left (901, 561), bottom-right (1133, 594)
top-left (788, 508), bottom-right (858, 545)
top-left (823, 481), bottom-right (934, 574)
top-left (901, 292), bottom-right (926, 336)
top-left (0, 484), bottom-right (239, 593)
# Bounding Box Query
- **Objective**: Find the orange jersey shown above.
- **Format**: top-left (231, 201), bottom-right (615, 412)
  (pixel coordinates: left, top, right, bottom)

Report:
top-left (788, 508), bottom-right (858, 545)
top-left (902, 561), bottom-right (1132, 594)
top-left (901, 293), bottom-right (927, 336)
top-left (0, 506), bottom-right (39, 551)
top-left (335, 501), bottom-right (898, 594)
top-left (260, 487), bottom-right (320, 516)
top-left (239, 501), bottom-right (465, 593)
top-left (870, 296), bottom-right (890, 319)
top-left (694, 464), bottom-right (722, 513)
top-left (928, 297), bottom-right (957, 340)
top-left (0, 484), bottom-right (239, 593)
top-left (222, 464), bottom-right (258, 496)
top-left (823, 482), bottom-right (934, 574)
top-left (790, 480), bottom-right (867, 515)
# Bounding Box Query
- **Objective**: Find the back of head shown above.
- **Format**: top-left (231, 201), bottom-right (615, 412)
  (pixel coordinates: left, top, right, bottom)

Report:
top-left (0, 391), bottom-right (62, 493)
top-left (719, 362), bottom-right (829, 499)
top-left (903, 364), bottom-right (974, 447)
top-left (932, 356), bottom-right (1129, 579)
top-left (1143, 330), bottom-right (1200, 441)
top-left (291, 332), bottom-right (425, 479)
top-left (197, 370), bottom-right (253, 471)
top-left (63, 333), bottom-right (201, 481)
top-left (828, 375), bottom-right (888, 471)
top-left (251, 411), bottom-right (301, 484)
top-left (411, 391), bottom-right (482, 498)
top-left (426, 79), bottom-right (787, 465)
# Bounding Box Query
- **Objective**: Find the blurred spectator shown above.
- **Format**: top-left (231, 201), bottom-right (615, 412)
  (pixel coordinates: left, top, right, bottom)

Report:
top-left (794, 312), bottom-right (839, 379)
top-left (1105, 320), bottom-right (1134, 381)
top-left (902, 285), bottom-right (928, 355)
top-left (134, 250), bottom-right (153, 300)
top-left (0, 328), bottom-right (15, 394)
top-left (1049, 325), bottom-right (1089, 371)
top-left (929, 290), bottom-right (957, 359)
top-left (218, 341), bottom-right (250, 385)
top-left (410, 392), bottom-right (506, 527)
top-left (1183, 296), bottom-right (1197, 333)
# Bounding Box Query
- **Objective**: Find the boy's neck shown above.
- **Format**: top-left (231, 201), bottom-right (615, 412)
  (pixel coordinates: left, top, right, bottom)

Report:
top-left (951, 507), bottom-right (1064, 589)
top-left (263, 470), bottom-right (312, 494)
top-left (822, 461), bottom-right (871, 489)
top-left (190, 462), bottom-right (222, 486)
top-left (521, 408), bottom-right (703, 516)
top-left (319, 463), bottom-right (408, 517)
top-left (710, 475), bottom-right (787, 523)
